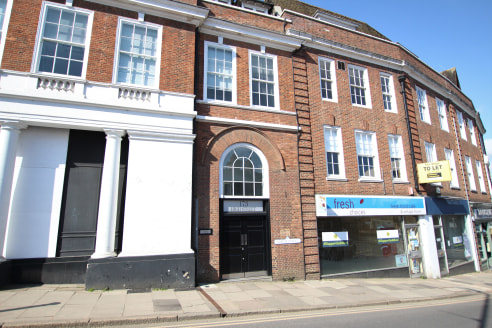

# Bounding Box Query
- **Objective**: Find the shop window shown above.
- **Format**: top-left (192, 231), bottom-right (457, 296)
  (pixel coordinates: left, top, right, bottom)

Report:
top-left (324, 125), bottom-right (345, 179)
top-left (34, 2), bottom-right (93, 78)
top-left (444, 148), bottom-right (459, 189)
top-left (204, 41), bottom-right (236, 103)
top-left (319, 57), bottom-right (337, 102)
top-left (416, 86), bottom-right (430, 124)
top-left (441, 215), bottom-right (473, 268)
top-left (114, 18), bottom-right (161, 88)
top-left (318, 216), bottom-right (406, 276)
top-left (221, 144), bottom-right (268, 198)
top-left (436, 98), bottom-right (449, 132)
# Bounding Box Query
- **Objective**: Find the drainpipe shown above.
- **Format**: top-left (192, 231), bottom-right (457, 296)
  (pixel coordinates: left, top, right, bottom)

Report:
top-left (398, 75), bottom-right (420, 195)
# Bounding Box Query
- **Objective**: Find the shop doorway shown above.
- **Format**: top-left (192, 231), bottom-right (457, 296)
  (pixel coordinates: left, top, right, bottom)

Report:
top-left (220, 214), bottom-right (270, 279)
top-left (405, 224), bottom-right (423, 277)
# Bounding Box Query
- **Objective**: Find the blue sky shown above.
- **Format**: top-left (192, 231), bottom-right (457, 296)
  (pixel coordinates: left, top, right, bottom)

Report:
top-left (301, 0), bottom-right (492, 156)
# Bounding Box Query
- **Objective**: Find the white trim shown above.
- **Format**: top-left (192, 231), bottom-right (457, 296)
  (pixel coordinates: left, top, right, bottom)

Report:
top-left (248, 50), bottom-right (280, 110)
top-left (456, 111), bottom-right (467, 141)
top-left (465, 155), bottom-right (477, 191)
top-left (200, 18), bottom-right (301, 52)
top-left (112, 17), bottom-right (163, 89)
top-left (0, 0), bottom-right (13, 65)
top-left (203, 0), bottom-right (289, 22)
top-left (444, 148), bottom-right (460, 189)
top-left (31, 2), bottom-right (94, 79)
top-left (85, 0), bottom-right (208, 26)
top-left (476, 160), bottom-right (486, 194)
top-left (196, 99), bottom-right (296, 116)
top-left (219, 143), bottom-right (270, 198)
top-left (195, 115), bottom-right (299, 132)
top-left (467, 118), bottom-right (477, 146)
top-left (318, 57), bottom-right (338, 103)
top-left (203, 41), bottom-right (237, 104)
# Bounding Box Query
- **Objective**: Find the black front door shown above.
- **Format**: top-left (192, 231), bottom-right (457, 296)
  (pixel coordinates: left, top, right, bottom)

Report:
top-left (221, 215), bottom-right (269, 279)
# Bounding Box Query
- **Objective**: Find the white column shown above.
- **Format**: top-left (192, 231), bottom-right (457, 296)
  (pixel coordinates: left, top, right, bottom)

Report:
top-left (0, 122), bottom-right (25, 259)
top-left (418, 215), bottom-right (441, 279)
top-left (92, 129), bottom-right (125, 259)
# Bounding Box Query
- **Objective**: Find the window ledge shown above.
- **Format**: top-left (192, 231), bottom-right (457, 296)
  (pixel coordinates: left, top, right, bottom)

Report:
top-left (326, 177), bottom-right (348, 181)
top-left (358, 178), bottom-right (383, 183)
top-left (392, 180), bottom-right (410, 184)
top-left (351, 104), bottom-right (372, 110)
top-left (482, 192), bottom-right (488, 195)
top-left (450, 186), bottom-right (461, 190)
top-left (197, 99), bottom-right (296, 116)
top-left (322, 98), bottom-right (338, 103)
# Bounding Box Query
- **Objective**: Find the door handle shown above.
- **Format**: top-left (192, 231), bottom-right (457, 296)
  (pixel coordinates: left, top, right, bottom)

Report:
top-left (241, 233), bottom-right (248, 246)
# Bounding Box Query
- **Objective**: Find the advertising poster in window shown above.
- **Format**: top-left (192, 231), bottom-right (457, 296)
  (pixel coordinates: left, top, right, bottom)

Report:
top-left (322, 231), bottom-right (348, 247)
top-left (377, 230), bottom-right (400, 244)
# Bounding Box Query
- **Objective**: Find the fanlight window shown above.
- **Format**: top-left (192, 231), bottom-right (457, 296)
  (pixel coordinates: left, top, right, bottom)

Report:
top-left (223, 147), bottom-right (263, 197)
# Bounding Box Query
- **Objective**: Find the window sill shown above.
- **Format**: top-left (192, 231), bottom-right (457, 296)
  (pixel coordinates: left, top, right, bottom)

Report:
top-left (322, 98), bottom-right (338, 103)
top-left (358, 178), bottom-right (383, 183)
top-left (351, 104), bottom-right (372, 110)
top-left (326, 177), bottom-right (348, 181)
top-left (384, 109), bottom-right (398, 114)
top-left (392, 180), bottom-right (410, 184)
top-left (450, 186), bottom-right (461, 190)
top-left (197, 100), bottom-right (296, 116)
top-left (482, 192), bottom-right (488, 195)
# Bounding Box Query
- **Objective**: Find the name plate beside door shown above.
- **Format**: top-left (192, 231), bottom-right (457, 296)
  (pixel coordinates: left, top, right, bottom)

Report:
top-left (224, 200), bottom-right (264, 213)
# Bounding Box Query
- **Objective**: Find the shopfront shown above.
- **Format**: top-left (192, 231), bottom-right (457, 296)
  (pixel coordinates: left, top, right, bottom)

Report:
top-left (315, 195), bottom-right (426, 278)
top-left (424, 197), bottom-right (477, 275)
top-left (472, 207), bottom-right (492, 270)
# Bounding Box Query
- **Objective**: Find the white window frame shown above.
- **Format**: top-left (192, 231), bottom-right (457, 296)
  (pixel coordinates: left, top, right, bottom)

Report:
top-left (112, 17), bottom-right (162, 89)
top-left (468, 119), bottom-right (477, 146)
top-left (457, 111), bottom-right (467, 140)
top-left (416, 86), bottom-right (431, 124)
top-left (436, 98), bottom-right (449, 132)
top-left (348, 65), bottom-right (372, 108)
top-left (242, 3), bottom-right (268, 13)
top-left (324, 125), bottom-right (345, 180)
top-left (219, 143), bottom-right (269, 198)
top-left (203, 41), bottom-right (237, 104)
top-left (465, 156), bottom-right (477, 191)
top-left (32, 2), bottom-right (94, 79)
top-left (388, 134), bottom-right (407, 182)
top-left (319, 57), bottom-right (338, 102)
top-left (355, 130), bottom-right (381, 181)
top-left (476, 160), bottom-right (486, 193)
top-left (425, 141), bottom-right (437, 163)
top-left (380, 73), bottom-right (397, 113)
top-left (249, 50), bottom-right (280, 110)
top-left (444, 148), bottom-right (459, 189)
top-left (0, 0), bottom-right (13, 64)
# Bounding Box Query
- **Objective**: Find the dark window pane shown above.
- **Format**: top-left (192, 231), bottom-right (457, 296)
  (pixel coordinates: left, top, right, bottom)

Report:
top-left (224, 182), bottom-right (232, 195)
top-left (234, 182), bottom-right (243, 196)
top-left (39, 56), bottom-right (54, 72)
top-left (245, 183), bottom-right (254, 196)
top-left (56, 44), bottom-right (70, 58)
top-left (71, 46), bottom-right (84, 60)
top-left (54, 58), bottom-right (68, 74)
top-left (68, 60), bottom-right (83, 76)
top-left (41, 41), bottom-right (56, 56)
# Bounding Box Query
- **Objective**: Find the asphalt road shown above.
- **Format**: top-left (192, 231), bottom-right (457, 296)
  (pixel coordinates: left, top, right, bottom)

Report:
top-left (123, 294), bottom-right (491, 328)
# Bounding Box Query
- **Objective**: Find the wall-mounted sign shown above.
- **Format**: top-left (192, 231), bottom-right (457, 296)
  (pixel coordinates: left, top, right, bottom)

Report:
top-left (274, 237), bottom-right (301, 245)
top-left (316, 195), bottom-right (426, 217)
top-left (224, 200), bottom-right (263, 213)
top-left (417, 160), bottom-right (452, 184)
top-left (322, 231), bottom-right (349, 247)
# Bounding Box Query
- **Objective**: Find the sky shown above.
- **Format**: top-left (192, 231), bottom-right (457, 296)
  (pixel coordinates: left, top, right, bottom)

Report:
top-left (301, 0), bottom-right (492, 157)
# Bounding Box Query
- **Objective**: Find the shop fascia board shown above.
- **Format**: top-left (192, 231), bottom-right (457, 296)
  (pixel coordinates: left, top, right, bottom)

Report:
top-left (200, 18), bottom-right (302, 52)
top-left (85, 0), bottom-right (209, 26)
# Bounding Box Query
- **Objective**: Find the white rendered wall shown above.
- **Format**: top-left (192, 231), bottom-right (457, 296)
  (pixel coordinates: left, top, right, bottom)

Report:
top-left (418, 215), bottom-right (441, 279)
top-left (120, 132), bottom-right (194, 257)
top-left (3, 127), bottom-right (69, 259)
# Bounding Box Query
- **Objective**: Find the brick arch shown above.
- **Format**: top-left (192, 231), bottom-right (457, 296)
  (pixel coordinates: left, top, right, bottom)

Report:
top-left (201, 127), bottom-right (286, 171)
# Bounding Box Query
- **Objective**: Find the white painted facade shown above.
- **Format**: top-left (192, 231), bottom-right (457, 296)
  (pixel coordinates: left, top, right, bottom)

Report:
top-left (0, 71), bottom-right (196, 261)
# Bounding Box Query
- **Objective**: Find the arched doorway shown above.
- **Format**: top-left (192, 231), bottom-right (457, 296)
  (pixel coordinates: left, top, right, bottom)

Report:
top-left (219, 144), bottom-right (271, 279)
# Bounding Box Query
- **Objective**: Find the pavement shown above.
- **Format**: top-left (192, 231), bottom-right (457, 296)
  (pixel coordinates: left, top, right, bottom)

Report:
top-left (0, 270), bottom-right (491, 327)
